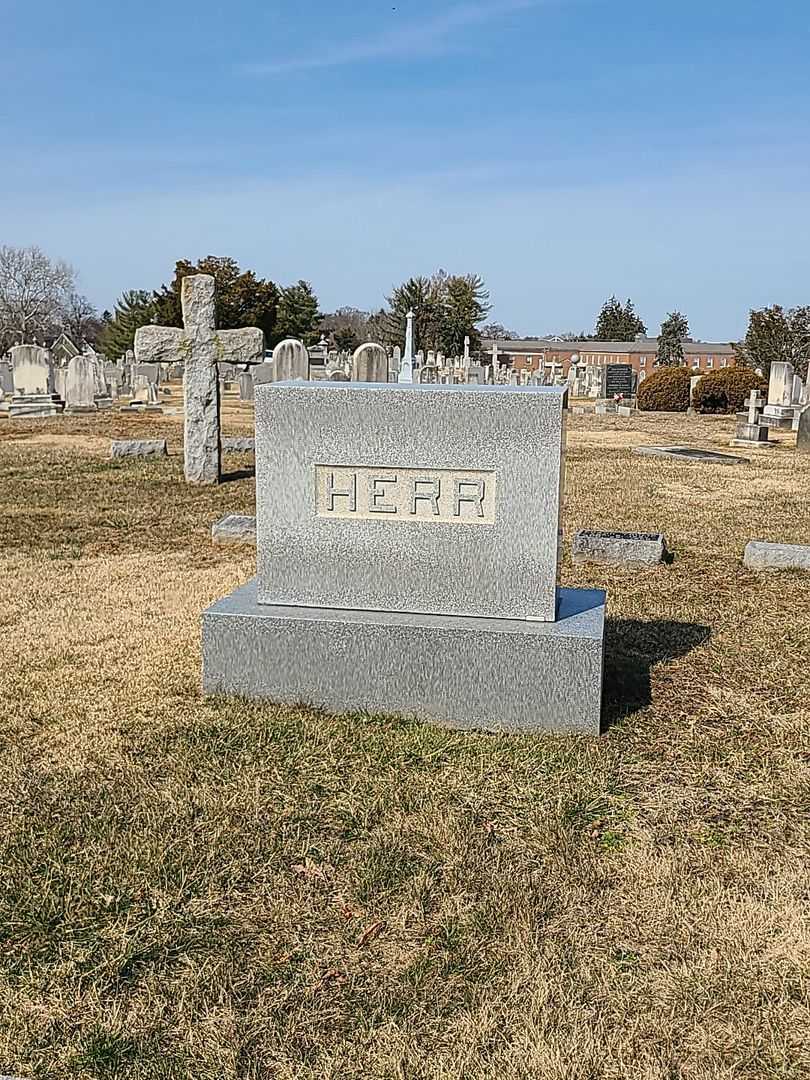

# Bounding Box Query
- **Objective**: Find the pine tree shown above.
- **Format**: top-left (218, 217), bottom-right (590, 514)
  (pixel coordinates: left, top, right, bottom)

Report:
top-left (594, 296), bottom-right (646, 340)
top-left (274, 280), bottom-right (321, 345)
top-left (383, 271), bottom-right (489, 354)
top-left (98, 289), bottom-right (156, 358)
top-left (656, 311), bottom-right (689, 366)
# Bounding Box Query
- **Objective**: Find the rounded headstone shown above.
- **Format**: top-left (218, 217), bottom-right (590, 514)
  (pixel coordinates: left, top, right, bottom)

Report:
top-left (273, 339), bottom-right (309, 382)
top-left (351, 343), bottom-right (388, 383)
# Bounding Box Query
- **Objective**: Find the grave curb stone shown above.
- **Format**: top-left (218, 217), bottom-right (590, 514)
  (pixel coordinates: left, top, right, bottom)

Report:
top-left (212, 514), bottom-right (257, 546)
top-left (110, 439), bottom-right (168, 459)
top-left (572, 530), bottom-right (667, 567)
top-left (743, 541), bottom-right (810, 573)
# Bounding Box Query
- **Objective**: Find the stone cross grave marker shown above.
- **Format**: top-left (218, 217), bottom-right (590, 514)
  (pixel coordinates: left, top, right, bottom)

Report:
top-left (203, 382), bottom-right (606, 734)
top-left (352, 342), bottom-right (388, 383)
top-left (746, 389), bottom-right (764, 425)
top-left (135, 275), bottom-right (264, 484)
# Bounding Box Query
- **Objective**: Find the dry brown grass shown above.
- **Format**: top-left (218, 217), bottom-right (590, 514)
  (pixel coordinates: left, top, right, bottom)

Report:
top-left (0, 408), bottom-right (808, 1079)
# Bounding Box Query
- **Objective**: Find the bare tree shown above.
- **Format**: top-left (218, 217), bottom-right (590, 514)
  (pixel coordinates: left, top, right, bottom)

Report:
top-left (0, 245), bottom-right (77, 348)
top-left (61, 291), bottom-right (102, 348)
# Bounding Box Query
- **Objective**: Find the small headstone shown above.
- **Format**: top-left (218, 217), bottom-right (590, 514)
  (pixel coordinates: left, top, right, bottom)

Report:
top-left (351, 343), bottom-right (388, 383)
top-left (111, 439), bottom-right (168, 459)
top-left (744, 541), bottom-right (810, 573)
top-left (272, 338), bottom-right (309, 382)
top-left (212, 513), bottom-right (257, 546)
top-left (252, 362), bottom-right (275, 387)
top-left (239, 371), bottom-right (254, 401)
top-left (572, 530), bottom-right (667, 567)
top-left (222, 436), bottom-right (255, 453)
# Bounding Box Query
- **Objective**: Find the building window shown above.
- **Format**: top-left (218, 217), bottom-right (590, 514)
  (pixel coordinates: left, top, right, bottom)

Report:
top-left (721, 358), bottom-right (728, 369)
top-left (639, 356), bottom-right (647, 367)
top-left (692, 359), bottom-right (700, 369)
top-left (707, 358), bottom-right (714, 369)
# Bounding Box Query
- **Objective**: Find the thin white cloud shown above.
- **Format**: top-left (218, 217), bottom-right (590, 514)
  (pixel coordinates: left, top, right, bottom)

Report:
top-left (241, 0), bottom-right (541, 76)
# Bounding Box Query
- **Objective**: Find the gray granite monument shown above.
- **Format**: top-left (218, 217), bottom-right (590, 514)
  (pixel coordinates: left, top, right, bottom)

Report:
top-left (202, 382), bottom-right (606, 734)
top-left (135, 275), bottom-right (264, 484)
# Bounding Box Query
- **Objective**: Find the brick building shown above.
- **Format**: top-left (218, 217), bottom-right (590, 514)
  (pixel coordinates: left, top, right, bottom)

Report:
top-left (482, 338), bottom-right (737, 376)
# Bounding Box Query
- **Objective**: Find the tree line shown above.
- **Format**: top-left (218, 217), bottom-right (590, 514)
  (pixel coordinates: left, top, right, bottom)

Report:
top-left (1, 245), bottom-right (805, 379)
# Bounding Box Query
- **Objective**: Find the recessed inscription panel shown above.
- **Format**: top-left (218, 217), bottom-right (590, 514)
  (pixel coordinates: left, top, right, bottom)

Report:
top-left (315, 465), bottom-right (496, 524)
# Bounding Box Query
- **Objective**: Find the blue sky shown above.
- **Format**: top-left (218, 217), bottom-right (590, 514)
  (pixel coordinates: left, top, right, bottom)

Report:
top-left (2, 0), bottom-right (809, 339)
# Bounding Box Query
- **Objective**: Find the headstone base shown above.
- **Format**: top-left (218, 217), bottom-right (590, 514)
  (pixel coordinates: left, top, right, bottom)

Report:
top-left (8, 394), bottom-right (63, 418)
top-left (202, 579), bottom-right (606, 735)
top-left (761, 405), bottom-right (797, 429)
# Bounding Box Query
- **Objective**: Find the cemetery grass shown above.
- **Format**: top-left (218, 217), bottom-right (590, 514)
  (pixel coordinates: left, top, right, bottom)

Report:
top-left (1, 412), bottom-right (809, 1080)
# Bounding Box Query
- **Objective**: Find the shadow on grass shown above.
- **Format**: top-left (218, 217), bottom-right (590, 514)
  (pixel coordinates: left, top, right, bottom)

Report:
top-left (602, 617), bottom-right (712, 731)
top-left (221, 467), bottom-right (256, 483)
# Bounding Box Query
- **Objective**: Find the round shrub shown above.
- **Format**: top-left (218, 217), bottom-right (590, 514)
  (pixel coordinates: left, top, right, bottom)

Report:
top-left (637, 366), bottom-right (691, 412)
top-left (692, 367), bottom-right (768, 414)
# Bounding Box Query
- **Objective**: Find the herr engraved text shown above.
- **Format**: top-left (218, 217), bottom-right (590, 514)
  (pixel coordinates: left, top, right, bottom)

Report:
top-left (315, 466), bottom-right (496, 524)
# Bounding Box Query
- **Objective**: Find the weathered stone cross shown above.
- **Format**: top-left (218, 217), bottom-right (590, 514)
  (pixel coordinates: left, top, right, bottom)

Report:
top-left (135, 275), bottom-right (264, 484)
top-left (745, 388), bottom-right (764, 426)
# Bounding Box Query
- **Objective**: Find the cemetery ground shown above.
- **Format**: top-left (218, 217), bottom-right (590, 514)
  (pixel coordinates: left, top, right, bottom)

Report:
top-left (0, 404), bottom-right (808, 1080)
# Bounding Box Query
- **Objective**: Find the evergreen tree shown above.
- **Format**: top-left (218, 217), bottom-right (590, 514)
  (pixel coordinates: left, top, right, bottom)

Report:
top-left (274, 280), bottom-right (321, 345)
top-left (384, 271), bottom-right (489, 354)
top-left (441, 273), bottom-right (491, 354)
top-left (656, 311), bottom-right (689, 366)
top-left (594, 296), bottom-right (646, 340)
top-left (734, 305), bottom-right (810, 381)
top-left (153, 256), bottom-right (279, 340)
top-left (99, 289), bottom-right (156, 358)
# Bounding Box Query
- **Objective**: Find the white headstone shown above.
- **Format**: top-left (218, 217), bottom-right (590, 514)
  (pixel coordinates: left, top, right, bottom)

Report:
top-left (768, 361), bottom-right (795, 407)
top-left (10, 344), bottom-right (51, 395)
top-left (352, 343), bottom-right (388, 383)
top-left (272, 338), bottom-right (309, 382)
top-left (65, 354), bottom-right (97, 410)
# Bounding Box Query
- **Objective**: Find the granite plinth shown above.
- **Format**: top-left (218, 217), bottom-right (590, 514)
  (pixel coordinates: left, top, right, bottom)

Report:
top-left (255, 382), bottom-right (567, 622)
top-left (744, 541), bottom-right (810, 573)
top-left (212, 514), bottom-right (257, 546)
top-left (222, 436), bottom-right (256, 453)
top-left (111, 439), bottom-right (168, 459)
top-left (572, 529), bottom-right (666, 567)
top-left (8, 394), bottom-right (63, 418)
top-left (202, 580), bottom-right (605, 735)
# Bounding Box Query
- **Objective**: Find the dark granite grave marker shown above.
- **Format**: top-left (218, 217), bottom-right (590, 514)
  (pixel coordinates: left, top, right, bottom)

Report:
top-left (604, 364), bottom-right (634, 398)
